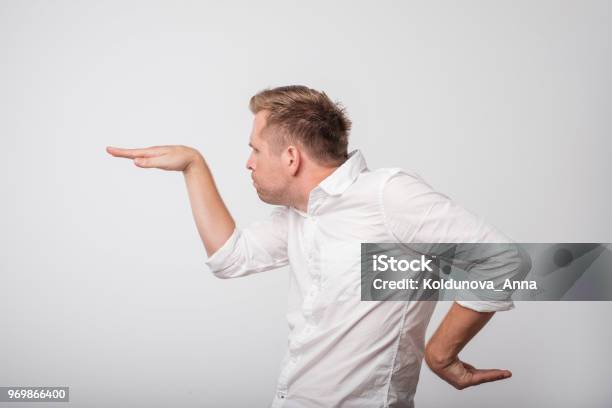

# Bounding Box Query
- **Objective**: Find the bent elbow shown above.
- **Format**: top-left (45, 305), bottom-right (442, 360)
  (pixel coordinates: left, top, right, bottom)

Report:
top-left (515, 245), bottom-right (532, 280)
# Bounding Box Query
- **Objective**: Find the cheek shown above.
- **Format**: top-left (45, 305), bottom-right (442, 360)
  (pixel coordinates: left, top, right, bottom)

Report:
top-left (253, 153), bottom-right (266, 172)
top-left (262, 158), bottom-right (286, 184)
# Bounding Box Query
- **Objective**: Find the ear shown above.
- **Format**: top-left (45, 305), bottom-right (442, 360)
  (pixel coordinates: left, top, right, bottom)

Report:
top-left (284, 145), bottom-right (301, 176)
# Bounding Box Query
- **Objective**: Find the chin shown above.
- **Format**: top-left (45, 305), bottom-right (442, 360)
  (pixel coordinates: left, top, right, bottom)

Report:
top-left (254, 189), bottom-right (269, 202)
top-left (258, 195), bottom-right (276, 205)
top-left (257, 191), bottom-right (283, 205)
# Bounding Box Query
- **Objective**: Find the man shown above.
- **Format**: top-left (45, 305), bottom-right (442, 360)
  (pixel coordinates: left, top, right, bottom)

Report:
top-left (107, 85), bottom-right (520, 407)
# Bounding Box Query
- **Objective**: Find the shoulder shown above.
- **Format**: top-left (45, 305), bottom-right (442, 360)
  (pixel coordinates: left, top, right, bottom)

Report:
top-left (376, 167), bottom-right (452, 215)
top-left (356, 166), bottom-right (437, 197)
top-left (355, 166), bottom-right (423, 186)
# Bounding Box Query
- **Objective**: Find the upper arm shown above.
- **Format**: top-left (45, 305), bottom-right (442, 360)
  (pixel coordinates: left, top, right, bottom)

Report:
top-left (381, 172), bottom-right (523, 312)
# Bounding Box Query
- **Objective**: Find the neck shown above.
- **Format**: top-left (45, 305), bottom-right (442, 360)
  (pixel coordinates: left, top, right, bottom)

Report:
top-left (290, 164), bottom-right (339, 213)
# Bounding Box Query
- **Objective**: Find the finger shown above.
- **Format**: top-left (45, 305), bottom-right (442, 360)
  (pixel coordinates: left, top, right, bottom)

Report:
top-left (468, 369), bottom-right (512, 386)
top-left (106, 146), bottom-right (162, 159)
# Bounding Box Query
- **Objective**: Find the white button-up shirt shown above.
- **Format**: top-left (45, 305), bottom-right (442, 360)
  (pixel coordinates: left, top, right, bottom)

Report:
top-left (205, 150), bottom-right (514, 408)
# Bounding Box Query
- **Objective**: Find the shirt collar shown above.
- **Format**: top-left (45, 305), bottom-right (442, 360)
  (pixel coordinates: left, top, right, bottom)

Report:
top-left (317, 149), bottom-right (368, 196)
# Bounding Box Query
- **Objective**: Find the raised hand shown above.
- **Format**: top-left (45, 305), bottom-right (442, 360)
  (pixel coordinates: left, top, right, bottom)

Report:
top-left (106, 145), bottom-right (202, 172)
top-left (105, 144), bottom-right (234, 255)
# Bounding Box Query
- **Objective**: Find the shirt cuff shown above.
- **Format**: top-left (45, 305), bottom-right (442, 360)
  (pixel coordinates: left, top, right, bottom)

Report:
top-left (456, 300), bottom-right (515, 313)
top-left (205, 228), bottom-right (240, 274)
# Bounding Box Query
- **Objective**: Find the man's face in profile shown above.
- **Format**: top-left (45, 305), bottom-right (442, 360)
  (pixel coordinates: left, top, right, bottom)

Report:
top-left (246, 110), bottom-right (290, 205)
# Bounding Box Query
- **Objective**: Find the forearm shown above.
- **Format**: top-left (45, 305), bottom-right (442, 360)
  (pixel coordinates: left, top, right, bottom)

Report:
top-left (425, 302), bottom-right (494, 369)
top-left (182, 154), bottom-right (236, 256)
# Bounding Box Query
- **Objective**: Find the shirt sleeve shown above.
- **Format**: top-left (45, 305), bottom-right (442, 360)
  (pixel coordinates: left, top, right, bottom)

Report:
top-left (205, 206), bottom-right (289, 279)
top-left (381, 171), bottom-right (528, 312)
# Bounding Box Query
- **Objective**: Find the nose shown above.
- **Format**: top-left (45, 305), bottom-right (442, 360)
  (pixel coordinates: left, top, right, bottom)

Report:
top-left (246, 153), bottom-right (255, 171)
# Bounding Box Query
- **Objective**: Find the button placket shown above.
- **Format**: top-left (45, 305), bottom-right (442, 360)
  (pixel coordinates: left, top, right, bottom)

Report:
top-left (277, 192), bottom-right (325, 405)
top-left (276, 348), bottom-right (303, 403)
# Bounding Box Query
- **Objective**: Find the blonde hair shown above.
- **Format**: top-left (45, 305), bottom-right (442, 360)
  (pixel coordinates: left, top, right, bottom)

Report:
top-left (249, 85), bottom-right (352, 166)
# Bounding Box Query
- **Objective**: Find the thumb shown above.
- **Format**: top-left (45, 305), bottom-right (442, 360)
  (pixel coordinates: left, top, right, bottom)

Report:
top-left (134, 157), bottom-right (160, 168)
top-left (469, 369), bottom-right (512, 386)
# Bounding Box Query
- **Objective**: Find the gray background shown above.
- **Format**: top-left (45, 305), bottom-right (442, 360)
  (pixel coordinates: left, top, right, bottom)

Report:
top-left (1, 1), bottom-right (610, 407)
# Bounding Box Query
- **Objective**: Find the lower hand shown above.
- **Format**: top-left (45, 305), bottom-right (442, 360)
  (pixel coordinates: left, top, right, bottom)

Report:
top-left (425, 353), bottom-right (512, 390)
top-left (106, 145), bottom-right (202, 172)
